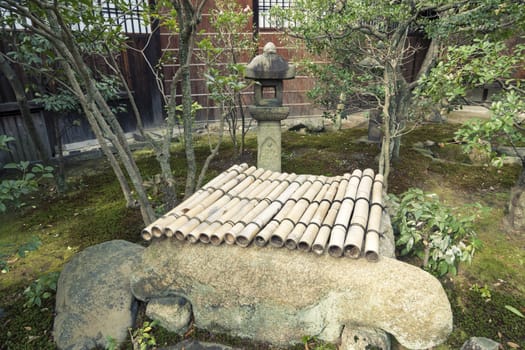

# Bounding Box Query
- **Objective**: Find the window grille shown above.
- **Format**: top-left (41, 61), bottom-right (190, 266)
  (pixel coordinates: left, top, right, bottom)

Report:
top-left (98, 0), bottom-right (150, 34)
top-left (255, 0), bottom-right (292, 30)
top-left (1, 1), bottom-right (149, 34)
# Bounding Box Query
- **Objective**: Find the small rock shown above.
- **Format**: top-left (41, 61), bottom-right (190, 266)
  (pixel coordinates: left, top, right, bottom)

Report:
top-left (146, 296), bottom-right (192, 334)
top-left (460, 337), bottom-right (500, 350)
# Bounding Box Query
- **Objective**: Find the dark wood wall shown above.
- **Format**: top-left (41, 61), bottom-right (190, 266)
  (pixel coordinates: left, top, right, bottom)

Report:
top-left (0, 33), bottom-right (162, 162)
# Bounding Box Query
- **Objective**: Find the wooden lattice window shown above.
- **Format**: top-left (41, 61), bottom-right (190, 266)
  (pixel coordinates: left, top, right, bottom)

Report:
top-left (98, 0), bottom-right (150, 34)
top-left (254, 0), bottom-right (292, 30)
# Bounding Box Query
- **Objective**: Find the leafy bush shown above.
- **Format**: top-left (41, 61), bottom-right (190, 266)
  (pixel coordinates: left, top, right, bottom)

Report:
top-left (130, 320), bottom-right (158, 350)
top-left (23, 271), bottom-right (60, 308)
top-left (391, 188), bottom-right (482, 276)
top-left (0, 135), bottom-right (54, 212)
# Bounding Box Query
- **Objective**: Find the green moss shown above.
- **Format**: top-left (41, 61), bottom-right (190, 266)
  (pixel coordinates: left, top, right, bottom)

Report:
top-left (447, 284), bottom-right (525, 348)
top-left (0, 284), bottom-right (56, 349)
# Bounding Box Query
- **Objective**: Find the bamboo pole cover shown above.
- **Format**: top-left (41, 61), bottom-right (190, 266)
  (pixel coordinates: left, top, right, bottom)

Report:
top-left (143, 164), bottom-right (387, 261)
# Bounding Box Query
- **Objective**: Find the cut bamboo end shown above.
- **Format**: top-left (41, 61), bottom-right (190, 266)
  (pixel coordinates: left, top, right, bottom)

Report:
top-left (151, 227), bottom-right (164, 238)
top-left (285, 238), bottom-right (297, 250)
top-left (270, 235), bottom-right (285, 248)
top-left (328, 245), bottom-right (343, 257)
top-left (236, 235), bottom-right (251, 247)
top-left (165, 227), bottom-right (175, 238)
top-left (344, 245), bottom-right (362, 259)
top-left (141, 230), bottom-right (152, 241)
top-left (199, 233), bottom-right (210, 243)
top-left (365, 251), bottom-right (379, 262)
top-left (312, 244), bottom-right (325, 255)
top-left (174, 230), bottom-right (186, 241)
top-left (224, 232), bottom-right (236, 245)
top-left (254, 235), bottom-right (267, 247)
top-left (344, 225), bottom-right (365, 259)
top-left (210, 236), bottom-right (223, 246)
top-left (297, 241), bottom-right (310, 252)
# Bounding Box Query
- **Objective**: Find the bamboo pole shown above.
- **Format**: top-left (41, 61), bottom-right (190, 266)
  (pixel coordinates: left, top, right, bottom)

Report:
top-left (364, 174), bottom-right (384, 262)
top-left (251, 175), bottom-right (316, 247)
top-left (285, 178), bottom-right (333, 250)
top-left (311, 173), bottom-right (350, 255)
top-left (179, 167), bottom-right (267, 243)
top-left (164, 166), bottom-right (258, 238)
top-left (270, 176), bottom-right (325, 248)
top-left (209, 172), bottom-right (292, 245)
top-left (212, 172), bottom-right (297, 246)
top-left (328, 170), bottom-right (362, 257)
top-left (191, 169), bottom-right (275, 243)
top-left (298, 177), bottom-right (340, 252)
top-left (343, 168), bottom-right (375, 258)
top-left (141, 163), bottom-right (249, 240)
top-left (235, 174), bottom-right (311, 247)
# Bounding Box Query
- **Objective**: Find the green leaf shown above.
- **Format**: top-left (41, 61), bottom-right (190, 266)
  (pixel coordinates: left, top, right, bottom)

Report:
top-left (505, 305), bottom-right (525, 318)
top-left (438, 260), bottom-right (449, 276)
top-left (3, 163), bottom-right (19, 170)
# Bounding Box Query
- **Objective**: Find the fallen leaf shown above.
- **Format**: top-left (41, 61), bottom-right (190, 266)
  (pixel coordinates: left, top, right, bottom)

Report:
top-left (498, 331), bottom-right (502, 338)
top-left (24, 326), bottom-right (32, 331)
top-left (507, 341), bottom-right (520, 348)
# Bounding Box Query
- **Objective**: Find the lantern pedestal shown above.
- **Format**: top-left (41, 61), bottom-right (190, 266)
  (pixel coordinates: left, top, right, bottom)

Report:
top-left (249, 106), bottom-right (289, 172)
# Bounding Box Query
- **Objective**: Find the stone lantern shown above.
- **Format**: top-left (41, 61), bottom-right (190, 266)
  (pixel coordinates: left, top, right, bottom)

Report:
top-left (245, 42), bottom-right (295, 172)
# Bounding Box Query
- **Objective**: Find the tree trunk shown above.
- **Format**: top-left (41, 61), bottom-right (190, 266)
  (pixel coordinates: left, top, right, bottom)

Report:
top-left (176, 3), bottom-right (198, 199)
top-left (0, 54), bottom-right (47, 160)
top-left (49, 10), bottom-right (156, 224)
top-left (391, 74), bottom-right (411, 160)
top-left (60, 60), bottom-right (137, 209)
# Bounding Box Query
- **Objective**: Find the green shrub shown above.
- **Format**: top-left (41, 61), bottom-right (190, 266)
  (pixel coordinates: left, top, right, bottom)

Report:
top-left (1, 135), bottom-right (54, 212)
top-left (391, 188), bottom-right (482, 276)
top-left (23, 271), bottom-right (60, 308)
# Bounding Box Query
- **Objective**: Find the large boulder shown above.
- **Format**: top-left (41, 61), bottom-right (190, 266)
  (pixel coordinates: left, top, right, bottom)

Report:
top-left (131, 239), bottom-right (452, 349)
top-left (54, 240), bottom-right (144, 350)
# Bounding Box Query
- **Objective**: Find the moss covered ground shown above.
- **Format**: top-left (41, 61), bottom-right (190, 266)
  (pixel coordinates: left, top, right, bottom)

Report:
top-left (0, 122), bottom-right (524, 349)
